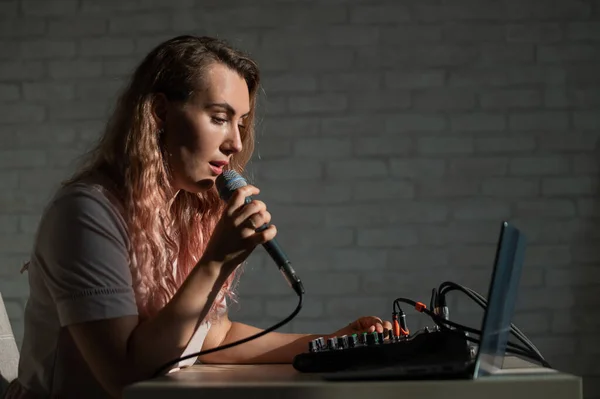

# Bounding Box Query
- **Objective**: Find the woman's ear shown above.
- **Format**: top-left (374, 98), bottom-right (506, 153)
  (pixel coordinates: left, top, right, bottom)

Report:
top-left (151, 93), bottom-right (168, 129)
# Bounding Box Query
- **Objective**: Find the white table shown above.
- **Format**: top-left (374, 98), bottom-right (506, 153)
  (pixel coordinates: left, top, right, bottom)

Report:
top-left (123, 356), bottom-right (582, 399)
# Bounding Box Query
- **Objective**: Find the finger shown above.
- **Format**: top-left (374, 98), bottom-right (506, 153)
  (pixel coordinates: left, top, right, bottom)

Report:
top-left (374, 323), bottom-right (384, 333)
top-left (226, 185), bottom-right (260, 215)
top-left (233, 199), bottom-right (267, 225)
top-left (383, 320), bottom-right (393, 332)
top-left (247, 210), bottom-right (271, 231)
top-left (250, 224), bottom-right (277, 245)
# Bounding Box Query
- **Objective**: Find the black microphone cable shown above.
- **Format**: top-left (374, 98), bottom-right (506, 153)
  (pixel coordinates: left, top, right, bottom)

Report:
top-left (152, 291), bottom-right (303, 378)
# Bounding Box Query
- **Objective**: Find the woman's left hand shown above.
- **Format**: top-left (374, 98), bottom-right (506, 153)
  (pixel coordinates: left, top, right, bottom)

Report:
top-left (332, 316), bottom-right (393, 337)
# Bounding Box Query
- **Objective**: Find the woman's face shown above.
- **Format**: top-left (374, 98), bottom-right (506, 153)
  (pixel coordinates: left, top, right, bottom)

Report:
top-left (159, 62), bottom-right (250, 193)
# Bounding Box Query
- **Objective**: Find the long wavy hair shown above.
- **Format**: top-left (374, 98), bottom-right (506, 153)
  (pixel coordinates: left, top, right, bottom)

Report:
top-left (66, 35), bottom-right (261, 320)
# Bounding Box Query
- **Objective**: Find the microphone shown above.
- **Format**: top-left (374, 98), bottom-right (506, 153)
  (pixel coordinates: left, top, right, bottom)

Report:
top-left (215, 170), bottom-right (305, 297)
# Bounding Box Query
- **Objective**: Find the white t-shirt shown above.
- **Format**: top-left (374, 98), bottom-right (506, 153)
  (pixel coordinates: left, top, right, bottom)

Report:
top-left (7, 177), bottom-right (224, 398)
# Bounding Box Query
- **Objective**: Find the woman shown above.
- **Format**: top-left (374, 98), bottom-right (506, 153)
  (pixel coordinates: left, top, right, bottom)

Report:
top-left (5, 35), bottom-right (391, 399)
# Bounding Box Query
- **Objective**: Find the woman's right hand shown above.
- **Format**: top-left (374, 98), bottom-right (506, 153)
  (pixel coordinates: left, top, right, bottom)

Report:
top-left (201, 184), bottom-right (277, 274)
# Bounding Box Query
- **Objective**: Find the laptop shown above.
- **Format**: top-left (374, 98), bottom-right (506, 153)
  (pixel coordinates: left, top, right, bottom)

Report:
top-left (322, 221), bottom-right (535, 381)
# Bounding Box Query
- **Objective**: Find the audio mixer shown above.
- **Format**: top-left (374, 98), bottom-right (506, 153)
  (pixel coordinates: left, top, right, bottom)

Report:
top-left (293, 326), bottom-right (472, 374)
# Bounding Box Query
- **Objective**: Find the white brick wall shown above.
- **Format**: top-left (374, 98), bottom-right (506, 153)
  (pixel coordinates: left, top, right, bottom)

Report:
top-left (0, 0), bottom-right (599, 397)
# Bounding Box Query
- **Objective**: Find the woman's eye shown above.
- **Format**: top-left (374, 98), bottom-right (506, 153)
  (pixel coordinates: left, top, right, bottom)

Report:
top-left (212, 116), bottom-right (227, 125)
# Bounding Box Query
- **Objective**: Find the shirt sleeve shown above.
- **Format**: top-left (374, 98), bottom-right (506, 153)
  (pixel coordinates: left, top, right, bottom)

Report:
top-left (35, 186), bottom-right (138, 326)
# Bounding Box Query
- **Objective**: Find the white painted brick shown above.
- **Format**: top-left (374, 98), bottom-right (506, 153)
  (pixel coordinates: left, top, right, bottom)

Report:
top-left (482, 178), bottom-right (540, 197)
top-left (0, 83), bottom-right (19, 101)
top-left (80, 38), bottom-right (135, 57)
top-left (256, 159), bottom-right (322, 180)
top-left (0, 1), bottom-right (18, 16)
top-left (578, 199), bottom-right (600, 217)
top-left (21, 0), bottom-right (78, 16)
top-left (327, 26), bottom-right (378, 46)
top-left (319, 72), bottom-right (381, 91)
top-left (449, 157), bottom-right (508, 176)
top-left (289, 48), bottom-right (354, 71)
top-left (419, 178), bottom-right (480, 198)
top-left (449, 245), bottom-right (497, 267)
top-left (348, 91), bottom-right (410, 111)
top-left (352, 179), bottom-right (414, 201)
top-left (253, 138), bottom-right (292, 160)
top-left (109, 13), bottom-right (170, 33)
top-left (293, 138), bottom-right (351, 159)
top-left (450, 113), bottom-right (506, 131)
top-left (574, 111), bottom-right (600, 131)
top-left (0, 17), bottom-right (45, 37)
top-left (385, 114), bottom-right (446, 133)
top-left (391, 159), bottom-right (445, 178)
top-left (480, 89), bottom-right (541, 109)
top-left (542, 177), bottom-right (595, 196)
top-left (263, 73), bottom-right (317, 93)
top-left (19, 169), bottom-right (67, 190)
top-left (48, 101), bottom-right (109, 121)
top-left (288, 94), bottom-right (347, 114)
top-left (389, 248), bottom-right (449, 268)
top-left (538, 44), bottom-right (600, 63)
top-left (325, 202), bottom-right (446, 228)
top-left (0, 171), bottom-right (18, 189)
top-left (413, 3), bottom-right (504, 22)
top-left (442, 24), bottom-right (506, 43)
top-left (326, 160), bottom-right (387, 179)
top-left (48, 18), bottom-right (107, 36)
top-left (418, 137), bottom-right (474, 154)
top-left (413, 89), bottom-right (476, 110)
top-left (509, 112), bottom-right (569, 131)
top-left (297, 272), bottom-right (360, 295)
top-left (507, 23), bottom-right (563, 42)
top-left (0, 150), bottom-right (46, 168)
top-left (381, 26), bottom-right (442, 44)
top-left (451, 199), bottom-right (511, 221)
top-left (524, 245), bottom-right (571, 267)
top-left (330, 249), bottom-right (387, 271)
top-left (264, 182), bottom-right (351, 205)
top-left (538, 132), bottom-right (599, 152)
top-left (49, 60), bottom-right (103, 79)
top-left (449, 66), bottom-right (565, 87)
top-left (0, 234), bottom-right (34, 254)
top-left (261, 29), bottom-right (324, 48)
top-left (276, 228), bottom-right (354, 252)
top-left (0, 215), bottom-right (18, 234)
top-left (509, 156), bottom-right (570, 175)
top-left (515, 200), bottom-right (576, 218)
top-left (355, 137), bottom-right (412, 157)
top-left (0, 40), bottom-right (21, 59)
top-left (475, 137), bottom-right (536, 153)
top-left (479, 44), bottom-right (535, 65)
top-left (321, 116), bottom-right (385, 137)
top-left (358, 228), bottom-right (418, 248)
top-left (566, 64), bottom-right (600, 85)
top-left (102, 58), bottom-right (139, 78)
top-left (23, 82), bottom-right (75, 101)
top-left (325, 297), bottom-right (389, 320)
top-left (567, 22), bottom-right (600, 41)
top-left (75, 80), bottom-right (123, 100)
top-left (266, 297), bottom-right (323, 318)
top-left (261, 117), bottom-right (319, 138)
top-left (385, 70), bottom-right (445, 89)
top-left (546, 267), bottom-right (600, 287)
top-left (20, 39), bottom-right (76, 59)
top-left (0, 61), bottom-right (44, 80)
top-left (349, 5), bottom-right (410, 24)
top-left (0, 104), bottom-right (46, 124)
top-left (552, 311), bottom-right (600, 334)
top-left (19, 214), bottom-right (41, 234)
top-left (259, 95), bottom-right (288, 116)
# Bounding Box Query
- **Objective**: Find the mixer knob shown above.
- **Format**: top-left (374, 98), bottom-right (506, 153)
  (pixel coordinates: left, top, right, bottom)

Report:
top-left (366, 331), bottom-right (378, 345)
top-left (377, 331), bottom-right (386, 343)
top-left (360, 332), bottom-right (368, 345)
top-left (337, 335), bottom-right (349, 349)
top-left (327, 337), bottom-right (338, 350)
top-left (316, 337), bottom-right (325, 350)
top-left (308, 339), bottom-right (320, 353)
top-left (348, 334), bottom-right (359, 348)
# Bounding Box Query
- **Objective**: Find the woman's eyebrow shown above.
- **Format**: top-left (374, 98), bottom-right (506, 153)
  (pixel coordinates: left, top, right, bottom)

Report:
top-left (205, 102), bottom-right (249, 118)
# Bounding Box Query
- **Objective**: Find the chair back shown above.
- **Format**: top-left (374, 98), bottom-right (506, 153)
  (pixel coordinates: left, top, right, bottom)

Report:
top-left (0, 293), bottom-right (19, 396)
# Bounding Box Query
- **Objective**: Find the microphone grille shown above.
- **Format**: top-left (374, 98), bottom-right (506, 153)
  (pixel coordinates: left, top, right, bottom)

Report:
top-left (215, 170), bottom-right (248, 201)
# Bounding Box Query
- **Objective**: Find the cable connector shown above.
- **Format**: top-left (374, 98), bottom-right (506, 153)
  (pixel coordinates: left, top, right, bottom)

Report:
top-left (433, 292), bottom-right (450, 321)
top-left (392, 310), bottom-right (409, 337)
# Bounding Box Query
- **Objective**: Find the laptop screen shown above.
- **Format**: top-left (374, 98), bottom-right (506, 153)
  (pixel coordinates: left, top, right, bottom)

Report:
top-left (473, 221), bottom-right (527, 378)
